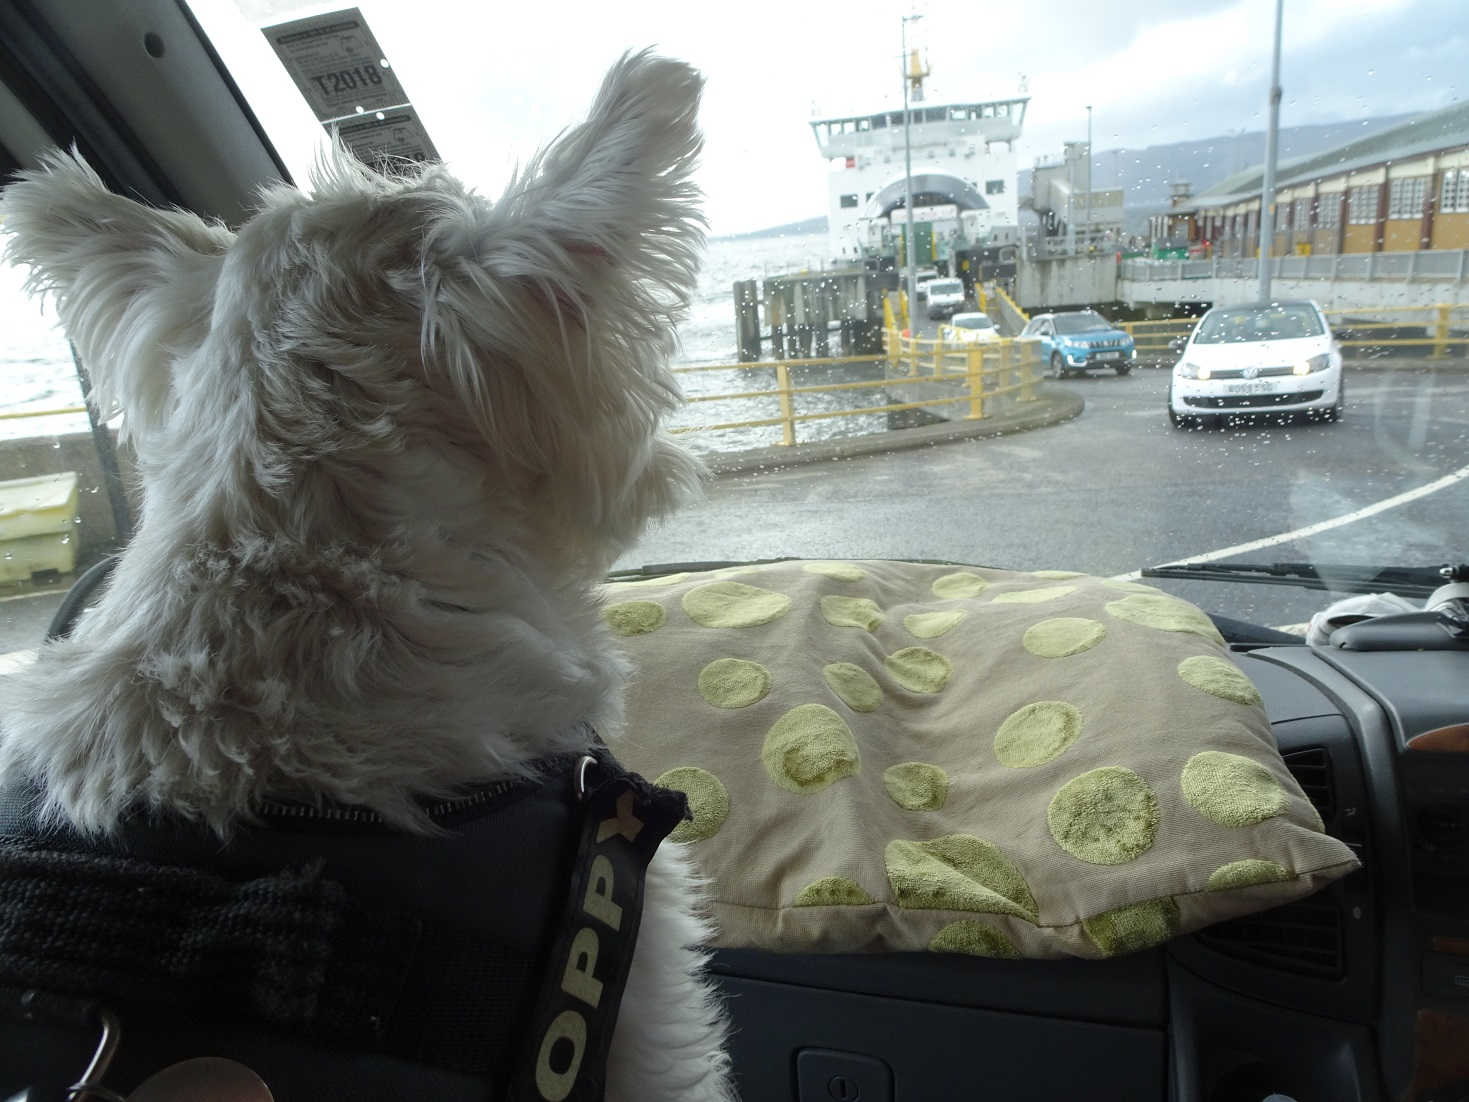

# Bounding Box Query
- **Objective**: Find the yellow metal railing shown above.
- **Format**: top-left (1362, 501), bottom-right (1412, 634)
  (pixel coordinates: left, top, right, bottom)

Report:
top-left (1120, 303), bottom-right (1469, 360)
top-left (883, 328), bottom-right (1041, 421)
top-left (1324, 304), bottom-right (1468, 359)
top-left (0, 405), bottom-right (88, 421)
top-left (1118, 317), bottom-right (1198, 358)
top-left (667, 331), bottom-right (1039, 446)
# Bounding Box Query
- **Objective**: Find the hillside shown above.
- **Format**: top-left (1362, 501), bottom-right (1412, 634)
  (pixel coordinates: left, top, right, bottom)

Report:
top-left (714, 215), bottom-right (827, 241)
top-left (1020, 114), bottom-right (1419, 234)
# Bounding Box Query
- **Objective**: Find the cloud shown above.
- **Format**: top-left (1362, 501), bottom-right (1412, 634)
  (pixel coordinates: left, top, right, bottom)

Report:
top-left (195, 0), bottom-right (1464, 236)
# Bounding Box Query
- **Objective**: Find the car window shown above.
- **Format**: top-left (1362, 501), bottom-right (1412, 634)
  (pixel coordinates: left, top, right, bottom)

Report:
top-left (1193, 305), bottom-right (1326, 344)
top-left (1, 0), bottom-right (1462, 647)
top-left (0, 259), bottom-right (97, 617)
top-left (953, 315), bottom-right (992, 329)
top-left (1052, 312), bottom-right (1110, 335)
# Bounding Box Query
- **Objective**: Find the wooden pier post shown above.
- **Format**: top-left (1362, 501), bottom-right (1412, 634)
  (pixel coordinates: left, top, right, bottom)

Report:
top-left (766, 281), bottom-right (786, 360)
top-left (792, 283), bottom-right (812, 358)
top-left (813, 279), bottom-right (831, 358)
top-left (734, 280), bottom-right (762, 362)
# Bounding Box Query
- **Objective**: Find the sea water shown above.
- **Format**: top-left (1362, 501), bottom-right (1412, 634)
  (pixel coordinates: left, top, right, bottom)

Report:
top-left (1, 230), bottom-right (886, 452)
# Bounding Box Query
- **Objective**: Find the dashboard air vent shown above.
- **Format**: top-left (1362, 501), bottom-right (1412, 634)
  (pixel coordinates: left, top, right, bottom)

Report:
top-left (1193, 746), bottom-right (1347, 978)
top-left (1283, 747), bottom-right (1335, 822)
top-left (1194, 898), bottom-right (1344, 980)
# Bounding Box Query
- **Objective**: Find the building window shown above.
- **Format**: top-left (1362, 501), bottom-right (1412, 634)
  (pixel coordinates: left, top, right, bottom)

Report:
top-left (1441, 168), bottom-right (1469, 214)
top-left (985, 179), bottom-right (1005, 195)
top-left (1347, 184), bottom-right (1379, 224)
top-left (1293, 197), bottom-right (1312, 229)
top-left (839, 194), bottom-right (859, 209)
top-left (1388, 176), bottom-right (1427, 219)
top-left (1317, 196), bottom-right (1341, 228)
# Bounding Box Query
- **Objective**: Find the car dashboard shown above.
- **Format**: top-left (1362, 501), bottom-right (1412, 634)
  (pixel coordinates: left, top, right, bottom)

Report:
top-left (707, 641), bottom-right (1469, 1102)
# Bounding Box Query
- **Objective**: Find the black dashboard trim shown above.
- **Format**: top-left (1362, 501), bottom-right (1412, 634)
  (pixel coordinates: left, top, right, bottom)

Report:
top-left (1249, 646), bottom-right (1419, 1099)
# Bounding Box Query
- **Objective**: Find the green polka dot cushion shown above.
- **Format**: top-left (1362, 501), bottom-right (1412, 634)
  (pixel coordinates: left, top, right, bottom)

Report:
top-left (602, 561), bottom-right (1358, 959)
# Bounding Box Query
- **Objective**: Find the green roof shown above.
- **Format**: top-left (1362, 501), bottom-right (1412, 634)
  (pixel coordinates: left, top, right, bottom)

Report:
top-left (1192, 99), bottom-right (1469, 208)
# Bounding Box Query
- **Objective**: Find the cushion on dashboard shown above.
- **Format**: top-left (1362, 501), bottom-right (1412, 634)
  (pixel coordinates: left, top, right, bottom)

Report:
top-left (604, 560), bottom-right (1359, 960)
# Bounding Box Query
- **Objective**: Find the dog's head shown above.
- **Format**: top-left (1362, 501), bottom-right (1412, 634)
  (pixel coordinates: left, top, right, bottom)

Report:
top-left (2, 51), bottom-right (705, 577)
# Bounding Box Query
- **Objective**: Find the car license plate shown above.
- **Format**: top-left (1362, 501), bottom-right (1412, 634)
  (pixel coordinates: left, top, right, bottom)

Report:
top-left (1097, 351), bottom-right (1121, 361)
top-left (1225, 382), bottom-right (1275, 394)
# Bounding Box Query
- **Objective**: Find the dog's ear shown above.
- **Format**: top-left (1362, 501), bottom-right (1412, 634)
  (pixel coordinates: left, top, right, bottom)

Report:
top-left (480, 49), bottom-right (705, 314)
top-left (2, 149), bottom-right (233, 440)
top-left (408, 51), bottom-right (706, 557)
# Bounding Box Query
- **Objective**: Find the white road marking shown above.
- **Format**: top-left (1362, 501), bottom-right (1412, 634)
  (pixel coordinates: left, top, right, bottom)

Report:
top-left (1112, 459), bottom-right (1469, 580)
top-left (0, 584), bottom-right (70, 605)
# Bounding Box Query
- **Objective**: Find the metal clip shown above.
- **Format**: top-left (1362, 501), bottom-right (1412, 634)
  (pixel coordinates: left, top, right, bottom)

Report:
top-left (68, 1005), bottom-right (125, 1102)
top-left (572, 754), bottom-right (599, 801)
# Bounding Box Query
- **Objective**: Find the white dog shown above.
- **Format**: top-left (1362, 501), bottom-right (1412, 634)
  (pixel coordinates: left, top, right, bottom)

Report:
top-left (1, 52), bottom-right (733, 1101)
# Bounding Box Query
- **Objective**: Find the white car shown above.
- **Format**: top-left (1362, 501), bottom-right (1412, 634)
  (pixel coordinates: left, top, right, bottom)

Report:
top-left (1169, 300), bottom-right (1344, 428)
top-left (913, 269), bottom-right (940, 300)
top-left (925, 278), bottom-right (967, 319)
top-left (941, 312), bottom-right (1000, 344)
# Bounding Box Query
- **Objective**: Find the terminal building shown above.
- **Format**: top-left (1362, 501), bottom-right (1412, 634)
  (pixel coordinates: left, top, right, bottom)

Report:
top-left (1151, 99), bottom-right (1469, 258)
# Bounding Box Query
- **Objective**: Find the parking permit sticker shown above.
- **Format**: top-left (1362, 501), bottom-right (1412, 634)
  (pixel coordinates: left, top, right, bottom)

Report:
top-left (263, 7), bottom-right (441, 165)
top-left (336, 106), bottom-right (441, 167)
top-left (263, 8), bottom-right (406, 120)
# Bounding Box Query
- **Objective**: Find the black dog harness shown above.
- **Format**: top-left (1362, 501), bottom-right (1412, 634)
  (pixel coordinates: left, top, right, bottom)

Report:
top-left (0, 743), bottom-right (688, 1101)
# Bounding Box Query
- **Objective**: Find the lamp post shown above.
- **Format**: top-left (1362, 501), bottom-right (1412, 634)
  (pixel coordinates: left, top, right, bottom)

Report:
top-left (1257, 0), bottom-right (1284, 301)
top-left (901, 13), bottom-right (922, 314)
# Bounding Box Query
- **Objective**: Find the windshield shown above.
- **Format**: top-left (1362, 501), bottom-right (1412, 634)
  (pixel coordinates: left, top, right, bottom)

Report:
top-left (953, 315), bottom-right (994, 330)
top-left (1193, 304), bottom-right (1325, 344)
top-left (1, 0), bottom-right (1465, 645)
top-left (1053, 312), bottom-right (1111, 334)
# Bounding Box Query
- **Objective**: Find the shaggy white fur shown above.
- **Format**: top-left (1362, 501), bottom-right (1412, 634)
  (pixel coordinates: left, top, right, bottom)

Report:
top-left (1, 51), bottom-right (732, 1100)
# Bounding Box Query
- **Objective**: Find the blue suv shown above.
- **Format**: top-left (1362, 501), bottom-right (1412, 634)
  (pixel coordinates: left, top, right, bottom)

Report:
top-left (1020, 310), bottom-right (1137, 378)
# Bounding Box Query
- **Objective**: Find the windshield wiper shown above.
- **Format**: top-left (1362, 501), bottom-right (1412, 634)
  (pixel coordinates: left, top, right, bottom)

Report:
top-left (1143, 561), bottom-right (1468, 599)
top-left (608, 557), bottom-right (986, 583)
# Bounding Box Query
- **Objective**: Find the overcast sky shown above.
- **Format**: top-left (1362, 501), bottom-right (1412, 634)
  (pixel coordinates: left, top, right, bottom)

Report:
top-left (193, 0), bottom-right (1466, 235)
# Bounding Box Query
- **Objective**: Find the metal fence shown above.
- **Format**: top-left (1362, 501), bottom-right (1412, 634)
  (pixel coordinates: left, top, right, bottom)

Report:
top-left (667, 330), bottom-right (1042, 447)
top-left (1118, 304), bottom-right (1469, 361)
top-left (1121, 249), bottom-right (1469, 284)
top-left (883, 329), bottom-right (1042, 422)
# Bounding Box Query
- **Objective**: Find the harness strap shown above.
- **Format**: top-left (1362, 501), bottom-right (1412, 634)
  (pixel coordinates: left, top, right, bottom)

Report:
top-left (506, 754), bottom-right (689, 1102)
